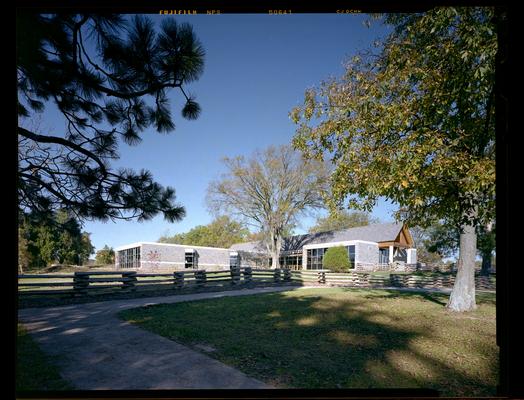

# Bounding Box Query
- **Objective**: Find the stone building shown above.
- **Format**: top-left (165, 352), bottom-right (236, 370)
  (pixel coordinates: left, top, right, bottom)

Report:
top-left (115, 222), bottom-right (416, 271)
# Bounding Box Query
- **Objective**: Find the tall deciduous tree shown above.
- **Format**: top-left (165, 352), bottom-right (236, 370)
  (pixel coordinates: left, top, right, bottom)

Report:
top-left (207, 145), bottom-right (329, 268)
top-left (17, 14), bottom-right (204, 222)
top-left (309, 210), bottom-right (379, 234)
top-left (291, 7), bottom-right (498, 311)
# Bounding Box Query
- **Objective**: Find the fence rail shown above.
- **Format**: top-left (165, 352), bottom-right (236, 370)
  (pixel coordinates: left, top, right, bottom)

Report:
top-left (18, 268), bottom-right (496, 296)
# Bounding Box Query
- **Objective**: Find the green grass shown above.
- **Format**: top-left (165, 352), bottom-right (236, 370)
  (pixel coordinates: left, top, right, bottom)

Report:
top-left (120, 288), bottom-right (497, 396)
top-left (16, 324), bottom-right (73, 391)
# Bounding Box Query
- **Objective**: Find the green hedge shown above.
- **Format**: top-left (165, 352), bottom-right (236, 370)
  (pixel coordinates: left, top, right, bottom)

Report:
top-left (323, 246), bottom-right (351, 272)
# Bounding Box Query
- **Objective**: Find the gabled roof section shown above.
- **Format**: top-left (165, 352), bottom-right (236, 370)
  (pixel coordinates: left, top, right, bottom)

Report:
top-left (396, 224), bottom-right (415, 247)
top-left (229, 222), bottom-right (408, 253)
top-left (229, 241), bottom-right (267, 253)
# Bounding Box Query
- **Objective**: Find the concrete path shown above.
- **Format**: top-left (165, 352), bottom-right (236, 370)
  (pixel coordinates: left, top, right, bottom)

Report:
top-left (18, 286), bottom-right (300, 390)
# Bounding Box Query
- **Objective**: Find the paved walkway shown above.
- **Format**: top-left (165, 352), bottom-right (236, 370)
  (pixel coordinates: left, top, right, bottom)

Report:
top-left (18, 286), bottom-right (300, 390)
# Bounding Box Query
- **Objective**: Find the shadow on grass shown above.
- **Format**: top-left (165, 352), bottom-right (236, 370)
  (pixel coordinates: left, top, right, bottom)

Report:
top-left (17, 281), bottom-right (302, 309)
top-left (346, 288), bottom-right (449, 307)
top-left (120, 288), bottom-right (498, 396)
top-left (342, 287), bottom-right (497, 308)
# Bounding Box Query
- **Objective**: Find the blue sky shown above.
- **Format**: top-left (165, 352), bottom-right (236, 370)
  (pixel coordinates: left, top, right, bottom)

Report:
top-left (32, 14), bottom-right (399, 253)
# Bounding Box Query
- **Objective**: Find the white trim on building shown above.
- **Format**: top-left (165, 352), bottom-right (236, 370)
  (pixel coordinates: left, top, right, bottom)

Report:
top-left (140, 260), bottom-right (230, 267)
top-left (302, 239), bottom-right (378, 250)
top-left (115, 242), bottom-right (230, 252)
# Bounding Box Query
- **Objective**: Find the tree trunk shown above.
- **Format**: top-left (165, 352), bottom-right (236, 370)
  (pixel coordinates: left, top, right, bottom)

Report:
top-left (271, 248), bottom-right (279, 269)
top-left (269, 230), bottom-right (282, 269)
top-left (447, 222), bottom-right (477, 312)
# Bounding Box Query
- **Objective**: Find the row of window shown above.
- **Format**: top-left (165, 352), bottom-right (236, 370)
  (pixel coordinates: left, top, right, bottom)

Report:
top-left (116, 247), bottom-right (200, 269)
top-left (117, 247), bottom-right (141, 269)
top-left (306, 245), bottom-right (356, 270)
top-left (116, 245), bottom-right (359, 270)
top-left (277, 254), bottom-right (303, 270)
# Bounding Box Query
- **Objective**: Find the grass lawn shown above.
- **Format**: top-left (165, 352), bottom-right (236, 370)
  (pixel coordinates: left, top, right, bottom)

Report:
top-left (120, 288), bottom-right (497, 396)
top-left (16, 324), bottom-right (73, 391)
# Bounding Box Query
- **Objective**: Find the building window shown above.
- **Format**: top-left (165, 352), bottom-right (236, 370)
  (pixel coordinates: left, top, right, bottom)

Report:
top-left (278, 252), bottom-right (303, 270)
top-left (393, 248), bottom-right (407, 262)
top-left (379, 248), bottom-right (389, 264)
top-left (347, 245), bottom-right (355, 266)
top-left (306, 248), bottom-right (328, 270)
top-left (230, 252), bottom-right (240, 268)
top-left (117, 247), bottom-right (140, 269)
top-left (185, 249), bottom-right (198, 269)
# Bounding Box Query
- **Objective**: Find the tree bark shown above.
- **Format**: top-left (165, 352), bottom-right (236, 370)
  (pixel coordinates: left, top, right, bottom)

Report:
top-left (271, 246), bottom-right (278, 269)
top-left (270, 232), bottom-right (282, 269)
top-left (446, 222), bottom-right (477, 312)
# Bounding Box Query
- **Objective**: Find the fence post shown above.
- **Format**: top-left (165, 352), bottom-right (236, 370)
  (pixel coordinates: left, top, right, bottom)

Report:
top-left (174, 271), bottom-right (185, 289)
top-left (243, 267), bottom-right (252, 284)
top-left (283, 269), bottom-right (291, 282)
top-left (390, 274), bottom-right (398, 287)
top-left (363, 273), bottom-right (370, 288)
top-left (273, 268), bottom-right (281, 283)
top-left (195, 270), bottom-right (207, 287)
top-left (318, 271), bottom-right (326, 284)
top-left (230, 266), bottom-right (241, 285)
top-left (73, 272), bottom-right (89, 296)
top-left (122, 271), bottom-right (137, 292)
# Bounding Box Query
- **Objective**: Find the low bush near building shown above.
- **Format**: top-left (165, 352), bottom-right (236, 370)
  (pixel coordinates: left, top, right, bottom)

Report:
top-left (322, 246), bottom-right (351, 272)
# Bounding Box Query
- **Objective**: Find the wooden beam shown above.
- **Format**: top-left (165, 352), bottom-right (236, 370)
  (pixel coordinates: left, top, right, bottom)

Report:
top-left (378, 241), bottom-right (410, 248)
top-left (402, 225), bottom-right (415, 247)
top-left (390, 224), bottom-right (415, 247)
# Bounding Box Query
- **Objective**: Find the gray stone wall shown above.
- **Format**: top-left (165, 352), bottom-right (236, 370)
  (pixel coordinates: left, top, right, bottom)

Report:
top-left (355, 242), bottom-right (379, 269)
top-left (139, 243), bottom-right (230, 272)
top-left (238, 251), bottom-right (268, 268)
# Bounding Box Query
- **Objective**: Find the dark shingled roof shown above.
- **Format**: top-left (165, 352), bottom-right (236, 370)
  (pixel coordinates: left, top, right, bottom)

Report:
top-left (230, 222), bottom-right (405, 253)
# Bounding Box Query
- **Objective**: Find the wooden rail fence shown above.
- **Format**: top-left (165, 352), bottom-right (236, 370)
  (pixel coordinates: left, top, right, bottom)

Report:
top-left (18, 268), bottom-right (495, 296)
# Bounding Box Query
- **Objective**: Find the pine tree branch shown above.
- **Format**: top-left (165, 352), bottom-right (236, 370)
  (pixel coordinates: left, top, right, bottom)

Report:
top-left (18, 127), bottom-right (107, 175)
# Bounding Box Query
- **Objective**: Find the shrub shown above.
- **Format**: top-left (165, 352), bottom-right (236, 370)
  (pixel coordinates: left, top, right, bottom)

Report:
top-left (95, 245), bottom-right (115, 264)
top-left (322, 246), bottom-right (351, 272)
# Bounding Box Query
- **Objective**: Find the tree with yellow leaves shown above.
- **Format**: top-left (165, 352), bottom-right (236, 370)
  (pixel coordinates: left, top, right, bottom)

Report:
top-left (291, 8), bottom-right (499, 311)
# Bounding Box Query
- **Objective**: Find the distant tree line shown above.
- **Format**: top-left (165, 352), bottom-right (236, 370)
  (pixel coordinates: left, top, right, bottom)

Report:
top-left (158, 216), bottom-right (250, 248)
top-left (18, 210), bottom-right (94, 272)
top-left (308, 210), bottom-right (380, 234)
top-left (412, 221), bottom-right (495, 275)
top-left (95, 245), bottom-right (115, 265)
